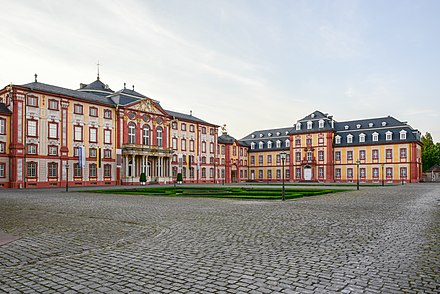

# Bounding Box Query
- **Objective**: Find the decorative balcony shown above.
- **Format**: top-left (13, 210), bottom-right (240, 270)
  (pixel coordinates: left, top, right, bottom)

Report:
top-left (121, 144), bottom-right (173, 156)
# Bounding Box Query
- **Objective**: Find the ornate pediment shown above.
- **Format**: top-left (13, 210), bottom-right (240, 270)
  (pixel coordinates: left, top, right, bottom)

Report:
top-left (135, 99), bottom-right (162, 114)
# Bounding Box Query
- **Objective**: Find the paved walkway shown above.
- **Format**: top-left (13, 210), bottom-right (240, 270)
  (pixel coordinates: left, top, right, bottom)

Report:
top-left (0, 184), bottom-right (439, 293)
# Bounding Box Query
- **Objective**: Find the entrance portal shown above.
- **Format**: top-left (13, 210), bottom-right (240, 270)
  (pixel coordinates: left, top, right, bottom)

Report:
top-left (304, 167), bottom-right (312, 181)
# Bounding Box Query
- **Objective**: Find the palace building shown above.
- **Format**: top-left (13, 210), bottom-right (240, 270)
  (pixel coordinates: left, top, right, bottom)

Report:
top-left (0, 76), bottom-right (423, 188)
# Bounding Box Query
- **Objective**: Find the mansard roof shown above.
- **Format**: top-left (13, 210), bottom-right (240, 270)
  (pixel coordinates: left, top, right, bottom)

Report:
top-left (291, 110), bottom-right (335, 133)
top-left (240, 127), bottom-right (291, 151)
top-left (22, 82), bottom-right (115, 106)
top-left (165, 110), bottom-right (217, 127)
top-left (218, 133), bottom-right (235, 144)
top-left (78, 79), bottom-right (114, 96)
top-left (298, 110), bottom-right (330, 122)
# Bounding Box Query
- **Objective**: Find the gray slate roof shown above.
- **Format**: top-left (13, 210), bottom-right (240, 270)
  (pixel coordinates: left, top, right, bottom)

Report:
top-left (218, 133), bottom-right (235, 144)
top-left (0, 103), bottom-right (11, 114)
top-left (78, 79), bottom-right (114, 96)
top-left (165, 110), bottom-right (215, 126)
top-left (240, 127), bottom-right (291, 151)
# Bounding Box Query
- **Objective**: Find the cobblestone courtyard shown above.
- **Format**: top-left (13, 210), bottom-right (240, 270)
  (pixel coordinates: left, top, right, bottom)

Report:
top-left (0, 184), bottom-right (439, 293)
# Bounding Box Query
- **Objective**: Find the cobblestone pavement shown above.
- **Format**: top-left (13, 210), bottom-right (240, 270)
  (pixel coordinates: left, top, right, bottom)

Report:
top-left (0, 184), bottom-right (439, 293)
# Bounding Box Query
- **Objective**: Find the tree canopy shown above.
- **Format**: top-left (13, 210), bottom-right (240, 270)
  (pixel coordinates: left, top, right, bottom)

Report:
top-left (421, 132), bottom-right (440, 171)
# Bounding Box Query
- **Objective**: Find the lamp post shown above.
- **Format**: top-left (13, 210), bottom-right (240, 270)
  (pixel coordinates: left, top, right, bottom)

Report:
top-left (356, 159), bottom-right (360, 190)
top-left (65, 163), bottom-right (69, 192)
top-left (280, 151), bottom-right (287, 201)
top-left (381, 163), bottom-right (384, 187)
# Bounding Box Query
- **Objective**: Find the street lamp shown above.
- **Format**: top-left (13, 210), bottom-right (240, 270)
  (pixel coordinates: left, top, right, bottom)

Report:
top-left (356, 159), bottom-right (360, 190)
top-left (280, 151), bottom-right (287, 201)
top-left (381, 163), bottom-right (384, 187)
top-left (65, 163), bottom-right (69, 192)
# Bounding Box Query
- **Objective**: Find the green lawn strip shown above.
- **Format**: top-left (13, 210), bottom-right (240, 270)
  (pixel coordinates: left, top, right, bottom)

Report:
top-left (243, 182), bottom-right (397, 187)
top-left (88, 186), bottom-right (347, 200)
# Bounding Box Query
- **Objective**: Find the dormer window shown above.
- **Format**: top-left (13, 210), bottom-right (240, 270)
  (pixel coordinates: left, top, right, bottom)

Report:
top-left (267, 141), bottom-right (273, 148)
top-left (382, 122), bottom-right (387, 127)
top-left (268, 133), bottom-right (272, 137)
top-left (307, 121), bottom-right (313, 130)
top-left (285, 131), bottom-right (289, 135)
top-left (259, 141), bottom-right (264, 149)
top-left (251, 134), bottom-right (255, 138)
top-left (356, 124), bottom-right (361, 129)
top-left (296, 123), bottom-right (301, 130)
top-left (400, 130), bottom-right (407, 140)
top-left (386, 131), bottom-right (392, 141)
top-left (277, 132), bottom-right (281, 136)
top-left (372, 132), bottom-right (379, 142)
top-left (369, 123), bottom-right (374, 127)
top-left (347, 134), bottom-right (353, 143)
top-left (311, 113), bottom-right (315, 118)
top-left (344, 125), bottom-right (349, 130)
top-left (259, 134), bottom-right (264, 138)
top-left (276, 140), bottom-right (281, 148)
top-left (335, 135), bottom-right (341, 144)
top-left (251, 142), bottom-right (256, 149)
top-left (359, 133), bottom-right (366, 143)
top-left (318, 120), bottom-right (324, 128)
top-left (285, 139), bottom-right (290, 147)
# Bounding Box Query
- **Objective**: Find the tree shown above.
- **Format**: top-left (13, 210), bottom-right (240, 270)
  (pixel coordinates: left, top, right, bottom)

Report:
top-left (421, 132), bottom-right (440, 171)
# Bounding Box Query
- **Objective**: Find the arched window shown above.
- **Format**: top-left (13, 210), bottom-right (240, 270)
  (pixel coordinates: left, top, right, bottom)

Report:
top-left (128, 123), bottom-right (136, 144)
top-left (143, 125), bottom-right (150, 145)
top-left (156, 127), bottom-right (163, 147)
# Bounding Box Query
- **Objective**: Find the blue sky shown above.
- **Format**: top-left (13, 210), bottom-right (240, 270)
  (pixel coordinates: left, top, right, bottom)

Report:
top-left (1, 0), bottom-right (439, 140)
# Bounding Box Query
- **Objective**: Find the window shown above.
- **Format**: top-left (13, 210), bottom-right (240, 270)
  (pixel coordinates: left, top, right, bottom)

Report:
top-left (347, 134), bottom-right (353, 144)
top-left (172, 138), bottom-right (177, 150)
top-left (267, 155), bottom-right (272, 164)
top-left (258, 155), bottom-right (263, 165)
top-left (221, 145), bottom-right (225, 155)
top-left (48, 122), bottom-right (58, 139)
top-left (48, 99), bottom-right (58, 110)
top-left (202, 156), bottom-right (206, 164)
top-left (307, 151), bottom-right (312, 161)
top-left (202, 127), bottom-right (206, 134)
top-left (143, 126), bottom-right (150, 145)
top-left (74, 163), bottom-right (82, 177)
top-left (386, 167), bottom-right (392, 178)
top-left (400, 130), bottom-right (407, 140)
top-left (286, 169), bottom-right (290, 179)
top-left (104, 164), bottom-right (111, 177)
top-left (189, 125), bottom-right (194, 132)
top-left (400, 148), bottom-right (407, 159)
top-left (210, 128), bottom-right (215, 135)
top-left (27, 120), bottom-right (38, 137)
top-left (104, 129), bottom-right (112, 144)
top-left (0, 118), bottom-right (5, 134)
top-left (190, 140), bottom-right (194, 152)
top-left (276, 154), bottom-right (281, 163)
top-left (27, 95), bottom-right (38, 107)
top-left (128, 123), bottom-right (136, 144)
top-left (259, 142), bottom-right (264, 149)
top-left (335, 151), bottom-right (341, 161)
top-left (359, 133), bottom-right (366, 143)
top-left (74, 147), bottom-right (80, 157)
top-left (296, 168), bottom-right (301, 178)
top-left (172, 122), bottom-right (177, 129)
top-left (372, 149), bottom-right (379, 160)
top-left (267, 141), bottom-right (273, 149)
top-left (295, 138), bottom-right (301, 146)
top-left (251, 156), bottom-right (255, 165)
top-left (89, 107), bottom-right (98, 117)
top-left (181, 123), bottom-right (186, 131)
top-left (347, 168), bottom-right (353, 178)
top-left (48, 163), bottom-right (57, 178)
top-left (276, 170), bottom-right (281, 179)
top-left (27, 162), bottom-right (37, 177)
top-left (89, 164), bottom-right (97, 178)
top-left (104, 149), bottom-right (112, 159)
top-left (306, 138), bottom-right (312, 146)
top-left (0, 142), bottom-right (5, 153)
top-left (360, 168), bottom-right (366, 178)
top-left (89, 127), bottom-right (97, 143)
top-left (373, 168), bottom-right (379, 178)
top-left (344, 125), bottom-right (349, 130)
top-left (347, 150), bottom-right (353, 160)
top-left (335, 168), bottom-right (341, 178)
top-left (74, 125), bottom-right (83, 141)
top-left (335, 135), bottom-right (341, 144)
top-left (48, 146), bottom-right (58, 156)
top-left (319, 120), bottom-right (324, 128)
top-left (210, 142), bottom-right (214, 153)
top-left (318, 167), bottom-right (324, 178)
top-left (358, 150), bottom-right (365, 160)
top-left (156, 127), bottom-right (163, 147)
top-left (27, 144), bottom-right (37, 154)
top-left (386, 149), bottom-right (392, 159)
top-left (250, 142), bottom-right (255, 149)
top-left (259, 170), bottom-right (263, 179)
top-left (202, 141), bottom-right (206, 153)
top-left (286, 154), bottom-right (290, 163)
top-left (0, 163), bottom-right (5, 178)
top-left (318, 151), bottom-right (324, 161)
top-left (296, 123), bottom-right (301, 130)
top-left (74, 104), bottom-right (83, 114)
top-left (89, 148), bottom-right (97, 158)
top-left (104, 109), bottom-right (112, 119)
top-left (285, 140), bottom-right (290, 147)
top-left (400, 167), bottom-right (407, 178)
top-left (372, 132), bottom-right (379, 142)
top-left (307, 121), bottom-right (313, 129)
top-left (181, 139), bottom-right (186, 151)
top-left (386, 131), bottom-right (392, 141)
top-left (267, 170), bottom-right (272, 179)
top-left (318, 137), bottom-right (324, 145)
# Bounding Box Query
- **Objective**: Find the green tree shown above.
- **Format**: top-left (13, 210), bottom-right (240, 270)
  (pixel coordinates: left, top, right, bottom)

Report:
top-left (421, 132), bottom-right (440, 171)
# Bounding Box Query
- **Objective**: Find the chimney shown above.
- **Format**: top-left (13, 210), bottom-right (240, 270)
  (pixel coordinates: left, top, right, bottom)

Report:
top-left (190, 110), bottom-right (192, 116)
top-left (80, 83), bottom-right (87, 89)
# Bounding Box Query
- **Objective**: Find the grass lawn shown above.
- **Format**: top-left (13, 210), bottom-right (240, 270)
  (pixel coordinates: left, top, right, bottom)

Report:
top-left (89, 186), bottom-right (349, 200)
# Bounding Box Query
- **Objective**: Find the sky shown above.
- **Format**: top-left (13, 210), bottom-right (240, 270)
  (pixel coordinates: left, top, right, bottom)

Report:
top-left (1, 0), bottom-right (439, 141)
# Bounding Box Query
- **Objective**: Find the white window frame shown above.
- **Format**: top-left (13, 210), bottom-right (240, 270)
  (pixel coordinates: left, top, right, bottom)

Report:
top-left (372, 132), bottom-right (379, 142)
top-left (400, 130), bottom-right (407, 140)
top-left (359, 133), bottom-right (365, 143)
top-left (386, 131), bottom-right (392, 141)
